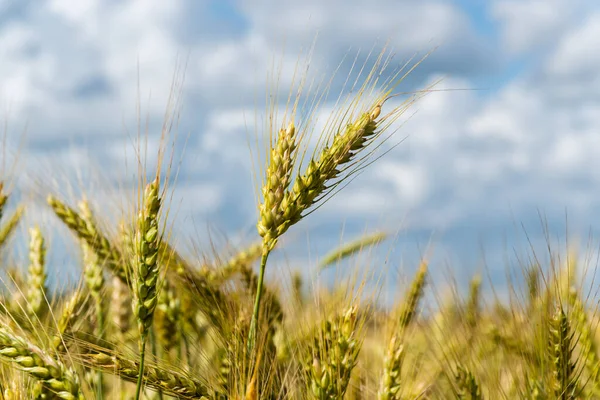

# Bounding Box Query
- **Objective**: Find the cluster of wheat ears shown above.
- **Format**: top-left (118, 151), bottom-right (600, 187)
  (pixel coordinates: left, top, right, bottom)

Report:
top-left (0, 49), bottom-right (599, 400)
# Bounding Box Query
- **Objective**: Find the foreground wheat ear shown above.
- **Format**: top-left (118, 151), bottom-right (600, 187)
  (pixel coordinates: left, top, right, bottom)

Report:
top-left (132, 176), bottom-right (162, 400)
top-left (248, 51), bottom-right (429, 355)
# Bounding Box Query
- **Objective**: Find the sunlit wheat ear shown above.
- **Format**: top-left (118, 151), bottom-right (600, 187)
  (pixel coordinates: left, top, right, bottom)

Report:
top-left (0, 205), bottom-right (24, 249)
top-left (397, 262), bottom-right (428, 330)
top-left (80, 348), bottom-right (211, 398)
top-left (378, 263), bottom-right (428, 400)
top-left (568, 289), bottom-right (600, 395)
top-left (52, 290), bottom-right (88, 352)
top-left (308, 305), bottom-right (362, 399)
top-left (378, 334), bottom-right (404, 400)
top-left (79, 200), bottom-right (106, 299)
top-left (47, 195), bottom-right (126, 282)
top-left (0, 326), bottom-right (84, 400)
top-left (257, 121), bottom-right (298, 251)
top-left (318, 231), bottom-right (388, 271)
top-left (26, 226), bottom-right (48, 320)
top-left (132, 177), bottom-right (162, 399)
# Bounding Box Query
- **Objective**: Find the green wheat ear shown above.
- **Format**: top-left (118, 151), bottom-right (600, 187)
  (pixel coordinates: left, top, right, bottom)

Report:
top-left (318, 231), bottom-right (388, 271)
top-left (549, 305), bottom-right (578, 399)
top-left (307, 305), bottom-right (362, 399)
top-left (132, 177), bottom-right (162, 400)
top-left (455, 364), bottom-right (483, 400)
top-left (0, 205), bottom-right (24, 249)
top-left (0, 326), bottom-right (84, 400)
top-left (26, 226), bottom-right (48, 320)
top-left (0, 182), bottom-right (7, 221)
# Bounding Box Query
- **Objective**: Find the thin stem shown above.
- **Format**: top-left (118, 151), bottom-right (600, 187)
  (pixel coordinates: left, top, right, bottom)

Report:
top-left (93, 294), bottom-right (104, 400)
top-left (150, 329), bottom-right (164, 400)
top-left (247, 250), bottom-right (270, 355)
top-left (134, 334), bottom-right (148, 400)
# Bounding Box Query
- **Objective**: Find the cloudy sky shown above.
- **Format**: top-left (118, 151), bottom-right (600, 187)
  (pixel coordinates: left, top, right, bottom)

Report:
top-left (1, 0), bottom-right (599, 299)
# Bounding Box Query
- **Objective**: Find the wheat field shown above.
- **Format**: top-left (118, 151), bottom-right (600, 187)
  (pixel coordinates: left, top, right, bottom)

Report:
top-left (0, 48), bottom-right (598, 400)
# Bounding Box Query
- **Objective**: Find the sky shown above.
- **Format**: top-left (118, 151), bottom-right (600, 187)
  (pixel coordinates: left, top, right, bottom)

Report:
top-left (1, 0), bottom-right (600, 301)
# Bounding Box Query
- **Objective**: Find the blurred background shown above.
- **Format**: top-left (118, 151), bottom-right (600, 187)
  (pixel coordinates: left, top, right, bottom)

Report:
top-left (1, 0), bottom-right (599, 303)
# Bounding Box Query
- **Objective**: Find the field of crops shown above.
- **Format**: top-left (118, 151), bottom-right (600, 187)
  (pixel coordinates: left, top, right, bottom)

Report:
top-left (0, 50), bottom-right (597, 400)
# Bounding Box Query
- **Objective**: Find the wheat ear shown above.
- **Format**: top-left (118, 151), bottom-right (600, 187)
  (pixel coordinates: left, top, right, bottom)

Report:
top-left (52, 290), bottom-right (88, 352)
top-left (78, 199), bottom-right (106, 399)
top-left (308, 305), bottom-right (361, 399)
top-left (155, 280), bottom-right (181, 353)
top-left (378, 262), bottom-right (428, 400)
top-left (47, 195), bottom-right (126, 282)
top-left (549, 305), bottom-right (578, 399)
top-left (0, 205), bottom-right (24, 249)
top-left (0, 182), bottom-right (6, 222)
top-left (466, 274), bottom-right (481, 330)
top-left (455, 364), bottom-right (483, 400)
top-left (318, 231), bottom-right (388, 271)
top-left (83, 350), bottom-right (211, 399)
top-left (132, 177), bottom-right (162, 400)
top-left (26, 226), bottom-right (48, 320)
top-left (568, 289), bottom-right (600, 395)
top-left (0, 326), bottom-right (83, 400)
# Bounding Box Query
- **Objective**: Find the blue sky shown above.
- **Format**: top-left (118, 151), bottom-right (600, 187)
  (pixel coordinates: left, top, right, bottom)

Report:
top-left (1, 0), bottom-right (600, 299)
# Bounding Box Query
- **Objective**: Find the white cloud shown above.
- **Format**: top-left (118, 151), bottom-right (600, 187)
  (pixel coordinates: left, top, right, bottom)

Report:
top-left (492, 0), bottom-right (586, 54)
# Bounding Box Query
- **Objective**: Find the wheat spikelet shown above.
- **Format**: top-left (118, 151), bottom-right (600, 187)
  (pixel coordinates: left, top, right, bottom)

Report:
top-left (319, 231), bottom-right (388, 271)
top-left (466, 275), bottom-right (481, 330)
top-left (397, 262), bottom-right (428, 330)
top-left (378, 334), bottom-right (404, 400)
top-left (568, 289), bottom-right (600, 395)
top-left (110, 276), bottom-right (131, 339)
top-left (0, 326), bottom-right (83, 400)
top-left (82, 350), bottom-right (211, 399)
top-left (549, 305), bottom-right (578, 399)
top-left (257, 122), bottom-right (298, 251)
top-left (132, 177), bottom-right (162, 399)
top-left (79, 200), bottom-right (106, 299)
top-left (47, 195), bottom-right (126, 282)
top-left (0, 182), bottom-right (6, 222)
top-left (455, 364), bottom-right (483, 400)
top-left (307, 305), bottom-right (361, 399)
top-left (52, 290), bottom-right (88, 352)
top-left (0, 205), bottom-right (24, 249)
top-left (378, 262), bottom-right (427, 400)
top-left (155, 280), bottom-right (181, 352)
top-left (26, 226), bottom-right (48, 320)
